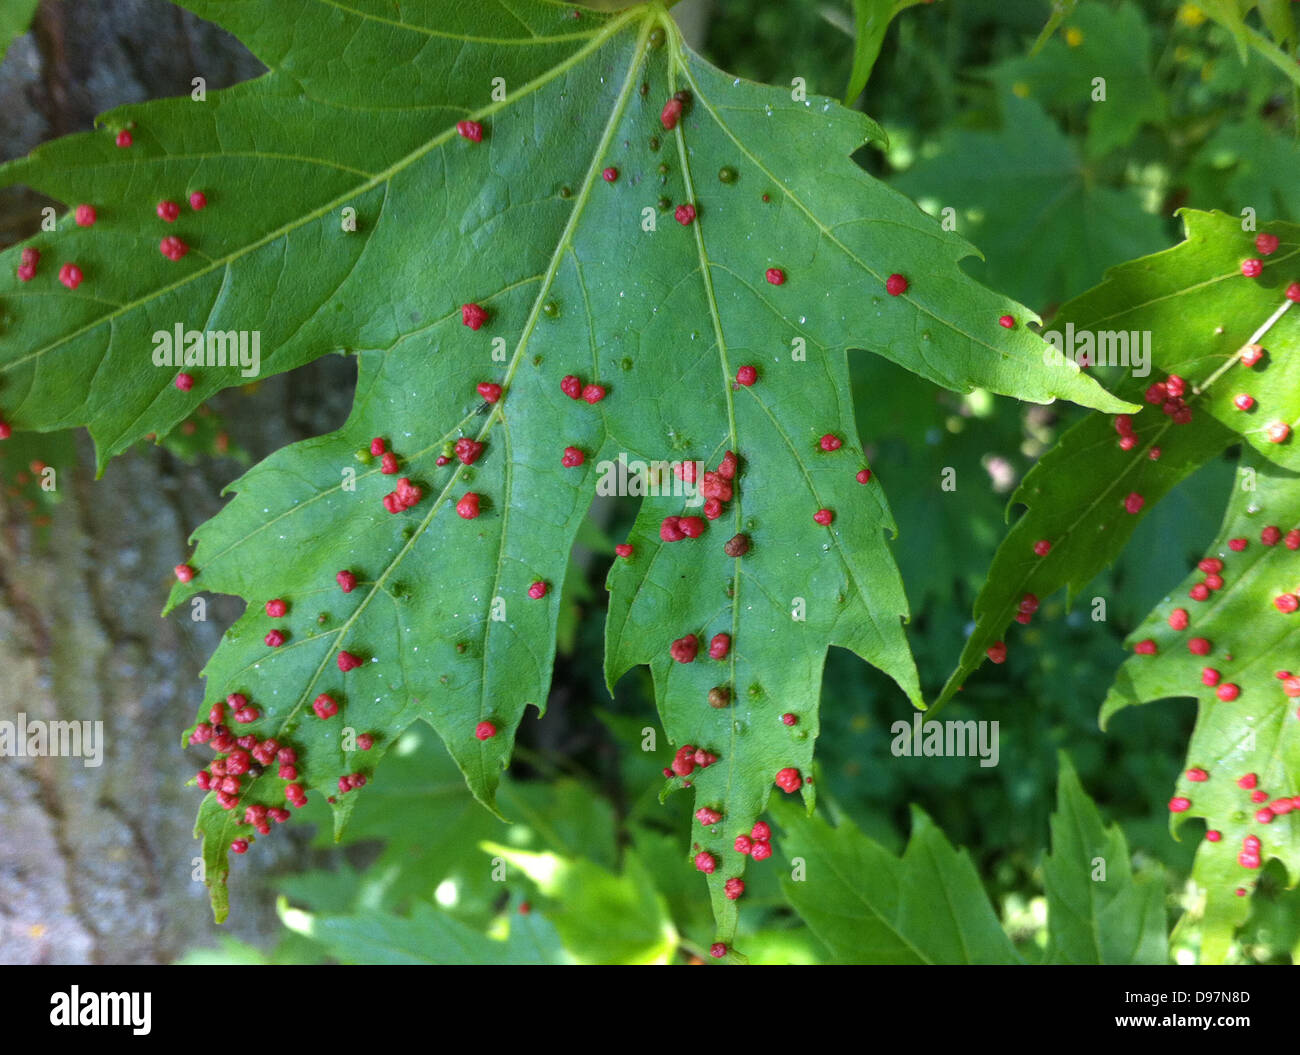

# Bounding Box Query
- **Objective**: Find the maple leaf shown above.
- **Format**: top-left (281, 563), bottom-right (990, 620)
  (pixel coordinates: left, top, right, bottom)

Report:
top-left (0, 0), bottom-right (1128, 937)
top-left (1103, 449), bottom-right (1300, 964)
top-left (939, 210), bottom-right (1299, 708)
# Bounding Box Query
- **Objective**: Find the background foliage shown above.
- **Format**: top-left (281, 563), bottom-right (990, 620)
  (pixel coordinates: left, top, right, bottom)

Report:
top-left (5, 0), bottom-right (1299, 964)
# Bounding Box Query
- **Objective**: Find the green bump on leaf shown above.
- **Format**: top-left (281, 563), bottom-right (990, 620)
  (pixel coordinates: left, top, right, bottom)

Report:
top-left (1043, 753), bottom-right (1168, 965)
top-left (778, 802), bottom-right (1022, 964)
top-left (1102, 448), bottom-right (1300, 964)
top-left (0, 0), bottom-right (1133, 930)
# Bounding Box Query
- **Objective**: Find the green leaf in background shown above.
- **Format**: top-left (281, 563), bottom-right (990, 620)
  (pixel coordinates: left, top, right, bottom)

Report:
top-left (1102, 448), bottom-right (1300, 964)
top-left (1188, 119), bottom-right (1300, 226)
top-left (892, 92), bottom-right (1166, 312)
top-left (1043, 752), bottom-right (1169, 964)
top-left (843, 0), bottom-right (899, 103)
top-left (777, 803), bottom-right (1023, 964)
top-left (939, 210), bottom-right (1300, 707)
top-left (0, 0), bottom-right (37, 66)
top-left (485, 843), bottom-right (678, 964)
top-left (991, 1), bottom-right (1167, 161)
top-left (281, 898), bottom-right (571, 965)
top-left (1028, 0), bottom-right (1080, 56)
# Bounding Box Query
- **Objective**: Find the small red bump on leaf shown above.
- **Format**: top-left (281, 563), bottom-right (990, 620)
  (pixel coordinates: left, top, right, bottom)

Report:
top-left (819, 433), bottom-right (842, 452)
top-left (1241, 258), bottom-right (1263, 278)
top-left (1275, 594), bottom-right (1299, 614)
top-left (856, 468), bottom-right (872, 484)
top-left (674, 203), bottom-right (696, 225)
top-left (678, 516), bottom-right (705, 539)
top-left (710, 943), bottom-right (727, 958)
top-left (189, 191), bottom-right (207, 211)
top-left (1228, 537), bottom-right (1248, 551)
top-left (456, 493), bottom-right (481, 519)
top-left (1262, 526), bottom-right (1282, 545)
top-left (380, 451), bottom-right (399, 474)
top-left (231, 839), bottom-right (249, 854)
top-left (456, 120), bottom-right (484, 142)
top-left (1256, 233), bottom-right (1279, 256)
top-left (1265, 421), bottom-right (1291, 444)
top-left (695, 807), bottom-right (722, 826)
top-left (1239, 344), bottom-right (1265, 366)
top-left (602, 167), bottom-right (619, 183)
top-left (1217, 683), bottom-right (1241, 701)
top-left (735, 365), bottom-right (757, 386)
top-left (336, 569), bottom-right (357, 592)
top-left (264, 629), bottom-right (285, 647)
top-left (560, 375), bottom-right (583, 399)
top-left (660, 516), bottom-right (685, 542)
top-left (561, 446), bottom-right (584, 467)
top-left (1188, 637), bottom-right (1211, 656)
top-left (765, 267), bottom-right (786, 285)
top-left (454, 438), bottom-right (484, 465)
top-left (477, 382), bottom-right (502, 403)
top-left (885, 273), bottom-right (908, 296)
top-left (724, 878), bottom-right (744, 900)
top-left (1206, 830), bottom-right (1222, 842)
top-left (734, 834), bottom-right (752, 855)
top-left (813, 508), bottom-right (833, 526)
top-left (1238, 773), bottom-right (1259, 790)
top-left (59, 263), bottom-right (83, 290)
top-left (1234, 393), bottom-right (1255, 411)
top-left (998, 315), bottom-right (1015, 328)
top-left (614, 543), bottom-right (633, 558)
top-left (1168, 797), bottom-right (1191, 812)
top-left (462, 303), bottom-right (488, 330)
top-left (1033, 539), bottom-right (1052, 557)
top-left (670, 635), bottom-right (699, 663)
top-left (987, 641), bottom-right (1007, 664)
top-left (527, 581), bottom-right (548, 599)
top-left (1124, 492), bottom-right (1145, 514)
top-left (1189, 583), bottom-right (1210, 601)
top-left (694, 852), bottom-right (717, 874)
top-left (337, 650), bottom-right (362, 672)
top-left (265, 599), bottom-right (287, 618)
top-left (475, 721), bottom-right (497, 741)
top-left (751, 841), bottom-right (772, 861)
top-left (775, 767), bottom-right (803, 793)
top-left (581, 384), bottom-right (606, 404)
top-left (708, 633), bottom-right (731, 660)
top-left (313, 694), bottom-right (339, 720)
top-left (115, 129), bottom-right (132, 147)
top-left (660, 98), bottom-right (682, 130)
top-left (751, 821), bottom-right (771, 841)
top-left (1186, 768), bottom-right (1209, 782)
top-left (1168, 608), bottom-right (1189, 630)
top-left (159, 236), bottom-right (189, 260)
top-left (75, 204), bottom-right (96, 227)
top-left (157, 200), bottom-right (180, 223)
top-left (1133, 639), bottom-right (1157, 655)
top-left (1286, 282), bottom-right (1300, 302)
top-left (781, 712), bottom-right (797, 726)
top-left (175, 563), bottom-right (195, 583)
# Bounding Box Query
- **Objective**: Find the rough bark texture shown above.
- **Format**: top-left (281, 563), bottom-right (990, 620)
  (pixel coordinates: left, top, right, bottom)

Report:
top-left (0, 0), bottom-right (355, 965)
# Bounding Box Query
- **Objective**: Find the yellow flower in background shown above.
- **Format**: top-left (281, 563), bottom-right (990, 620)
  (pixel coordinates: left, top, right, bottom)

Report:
top-left (1065, 26), bottom-right (1084, 47)
top-left (1012, 81), bottom-right (1031, 98)
top-left (1177, 4), bottom-right (1207, 27)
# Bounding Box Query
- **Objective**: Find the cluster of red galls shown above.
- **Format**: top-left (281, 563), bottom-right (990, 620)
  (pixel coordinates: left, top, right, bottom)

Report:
top-left (1133, 533), bottom-right (1300, 703)
top-left (1172, 768), bottom-right (1300, 895)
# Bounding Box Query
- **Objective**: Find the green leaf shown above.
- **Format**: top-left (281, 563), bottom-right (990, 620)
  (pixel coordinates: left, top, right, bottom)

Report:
top-left (282, 899), bottom-right (571, 965)
top-left (939, 209), bottom-right (1300, 707)
top-left (1043, 753), bottom-right (1169, 964)
top-left (1101, 448), bottom-right (1300, 964)
top-left (484, 844), bottom-right (678, 964)
top-left (992, 1), bottom-right (1167, 160)
top-left (0, 0), bottom-right (1129, 935)
top-left (778, 803), bottom-right (1023, 964)
top-left (843, 0), bottom-right (898, 103)
top-left (0, 0), bottom-right (37, 66)
top-left (891, 92), bottom-right (1167, 311)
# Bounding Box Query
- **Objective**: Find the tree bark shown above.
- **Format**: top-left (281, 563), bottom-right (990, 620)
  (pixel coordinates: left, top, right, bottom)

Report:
top-left (0, 0), bottom-right (353, 965)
